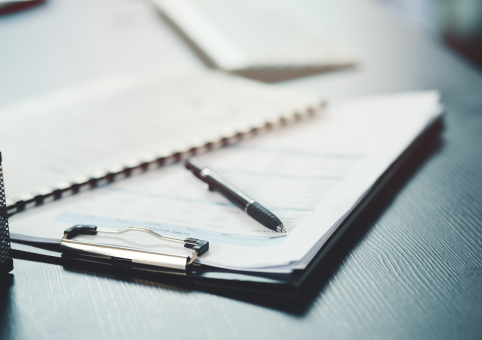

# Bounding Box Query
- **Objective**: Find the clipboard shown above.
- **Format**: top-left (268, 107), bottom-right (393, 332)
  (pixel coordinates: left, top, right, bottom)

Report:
top-left (9, 116), bottom-right (443, 296)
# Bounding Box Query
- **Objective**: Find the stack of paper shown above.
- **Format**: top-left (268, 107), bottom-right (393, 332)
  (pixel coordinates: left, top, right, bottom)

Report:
top-left (8, 88), bottom-right (442, 273)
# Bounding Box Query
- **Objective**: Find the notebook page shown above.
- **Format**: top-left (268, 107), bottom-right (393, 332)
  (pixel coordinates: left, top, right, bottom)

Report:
top-left (0, 71), bottom-right (320, 200)
top-left (8, 91), bottom-right (441, 272)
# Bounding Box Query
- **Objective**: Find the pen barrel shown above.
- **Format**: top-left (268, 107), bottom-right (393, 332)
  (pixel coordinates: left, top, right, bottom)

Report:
top-left (246, 202), bottom-right (283, 232)
top-left (185, 158), bottom-right (284, 232)
top-left (186, 157), bottom-right (252, 209)
top-left (208, 173), bottom-right (252, 210)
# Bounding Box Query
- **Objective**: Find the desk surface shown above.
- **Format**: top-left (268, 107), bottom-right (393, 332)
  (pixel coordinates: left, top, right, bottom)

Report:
top-left (1, 1), bottom-right (481, 339)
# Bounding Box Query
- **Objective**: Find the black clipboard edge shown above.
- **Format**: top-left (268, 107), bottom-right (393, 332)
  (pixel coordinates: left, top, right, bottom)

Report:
top-left (288, 114), bottom-right (444, 292)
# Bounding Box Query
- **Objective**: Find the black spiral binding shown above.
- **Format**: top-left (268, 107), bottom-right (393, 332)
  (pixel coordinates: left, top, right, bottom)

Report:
top-left (5, 102), bottom-right (324, 217)
top-left (0, 153), bottom-right (13, 273)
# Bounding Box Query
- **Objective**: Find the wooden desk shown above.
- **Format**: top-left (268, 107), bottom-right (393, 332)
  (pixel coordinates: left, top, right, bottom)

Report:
top-left (1, 0), bottom-right (481, 339)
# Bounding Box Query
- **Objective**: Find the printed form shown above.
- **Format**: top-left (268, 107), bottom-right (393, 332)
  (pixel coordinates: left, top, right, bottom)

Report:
top-left (9, 92), bottom-right (441, 272)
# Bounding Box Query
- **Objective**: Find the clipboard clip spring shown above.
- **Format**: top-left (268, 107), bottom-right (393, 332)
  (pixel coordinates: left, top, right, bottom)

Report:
top-left (60, 225), bottom-right (209, 270)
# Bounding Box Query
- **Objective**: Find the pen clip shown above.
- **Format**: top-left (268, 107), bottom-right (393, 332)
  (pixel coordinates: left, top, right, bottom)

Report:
top-left (184, 168), bottom-right (210, 190)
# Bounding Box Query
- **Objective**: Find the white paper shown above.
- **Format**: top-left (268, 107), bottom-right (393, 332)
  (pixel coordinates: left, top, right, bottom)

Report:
top-left (9, 91), bottom-right (442, 272)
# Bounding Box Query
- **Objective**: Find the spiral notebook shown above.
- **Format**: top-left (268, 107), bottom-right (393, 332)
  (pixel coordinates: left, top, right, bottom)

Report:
top-left (0, 70), bottom-right (323, 216)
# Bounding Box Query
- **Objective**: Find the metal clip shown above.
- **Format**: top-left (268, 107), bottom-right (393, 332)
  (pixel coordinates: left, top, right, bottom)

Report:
top-left (60, 225), bottom-right (209, 271)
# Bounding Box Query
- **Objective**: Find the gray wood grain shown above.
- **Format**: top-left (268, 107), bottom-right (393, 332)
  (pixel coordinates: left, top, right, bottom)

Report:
top-left (1, 0), bottom-right (481, 339)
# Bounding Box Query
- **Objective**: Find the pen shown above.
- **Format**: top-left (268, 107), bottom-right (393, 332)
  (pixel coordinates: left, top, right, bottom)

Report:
top-left (185, 157), bottom-right (286, 233)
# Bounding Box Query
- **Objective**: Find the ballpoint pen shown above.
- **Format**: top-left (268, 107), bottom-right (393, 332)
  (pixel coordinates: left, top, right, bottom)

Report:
top-left (185, 157), bottom-right (286, 233)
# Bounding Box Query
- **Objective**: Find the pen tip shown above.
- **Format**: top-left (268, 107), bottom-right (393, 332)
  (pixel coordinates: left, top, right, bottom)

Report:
top-left (276, 225), bottom-right (286, 233)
